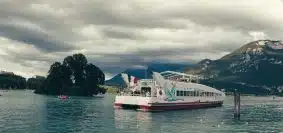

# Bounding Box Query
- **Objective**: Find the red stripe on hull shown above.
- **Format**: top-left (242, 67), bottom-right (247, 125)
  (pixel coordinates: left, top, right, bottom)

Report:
top-left (114, 103), bottom-right (123, 109)
top-left (114, 101), bottom-right (223, 112)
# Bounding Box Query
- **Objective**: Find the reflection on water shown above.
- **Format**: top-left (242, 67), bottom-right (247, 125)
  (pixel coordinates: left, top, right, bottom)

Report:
top-left (114, 107), bottom-right (228, 133)
top-left (115, 110), bottom-right (153, 132)
top-left (1, 91), bottom-right (283, 133)
top-left (114, 96), bottom-right (283, 133)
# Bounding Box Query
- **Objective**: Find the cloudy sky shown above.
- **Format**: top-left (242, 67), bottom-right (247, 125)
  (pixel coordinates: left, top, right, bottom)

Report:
top-left (0, 0), bottom-right (283, 79)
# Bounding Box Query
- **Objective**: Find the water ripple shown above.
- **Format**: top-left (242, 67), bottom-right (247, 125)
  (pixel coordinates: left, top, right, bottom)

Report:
top-left (1, 91), bottom-right (283, 133)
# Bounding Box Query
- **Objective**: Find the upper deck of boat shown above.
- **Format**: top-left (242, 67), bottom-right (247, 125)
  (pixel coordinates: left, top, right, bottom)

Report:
top-left (160, 71), bottom-right (200, 83)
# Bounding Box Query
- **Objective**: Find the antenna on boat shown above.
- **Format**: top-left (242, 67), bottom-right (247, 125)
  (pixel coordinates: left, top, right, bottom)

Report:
top-left (145, 65), bottom-right (148, 79)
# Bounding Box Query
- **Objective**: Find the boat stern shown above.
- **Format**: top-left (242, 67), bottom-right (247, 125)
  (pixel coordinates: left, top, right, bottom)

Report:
top-left (114, 95), bottom-right (153, 111)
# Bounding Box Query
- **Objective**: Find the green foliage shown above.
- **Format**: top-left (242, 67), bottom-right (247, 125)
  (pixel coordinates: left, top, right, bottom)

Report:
top-left (0, 74), bottom-right (26, 89)
top-left (105, 86), bottom-right (119, 94)
top-left (35, 53), bottom-right (105, 96)
top-left (26, 76), bottom-right (45, 90)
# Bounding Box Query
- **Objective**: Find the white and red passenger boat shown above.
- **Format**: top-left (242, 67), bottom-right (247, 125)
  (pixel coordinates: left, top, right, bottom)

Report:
top-left (114, 71), bottom-right (226, 112)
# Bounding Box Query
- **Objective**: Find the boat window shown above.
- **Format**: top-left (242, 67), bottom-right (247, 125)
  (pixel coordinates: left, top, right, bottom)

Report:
top-left (177, 91), bottom-right (180, 96)
top-left (184, 91), bottom-right (188, 96)
top-left (180, 91), bottom-right (183, 96)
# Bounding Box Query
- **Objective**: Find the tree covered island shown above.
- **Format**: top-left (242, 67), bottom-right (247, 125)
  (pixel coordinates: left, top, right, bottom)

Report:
top-left (34, 53), bottom-right (106, 96)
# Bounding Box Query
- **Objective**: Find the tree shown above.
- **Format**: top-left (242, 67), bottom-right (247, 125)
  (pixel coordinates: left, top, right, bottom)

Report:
top-left (0, 73), bottom-right (26, 89)
top-left (27, 76), bottom-right (45, 90)
top-left (63, 54), bottom-right (87, 87)
top-left (85, 63), bottom-right (105, 95)
top-left (43, 62), bottom-right (64, 95)
top-left (35, 53), bottom-right (106, 96)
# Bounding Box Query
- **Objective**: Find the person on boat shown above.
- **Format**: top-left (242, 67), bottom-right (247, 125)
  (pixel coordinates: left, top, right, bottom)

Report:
top-left (146, 91), bottom-right (150, 97)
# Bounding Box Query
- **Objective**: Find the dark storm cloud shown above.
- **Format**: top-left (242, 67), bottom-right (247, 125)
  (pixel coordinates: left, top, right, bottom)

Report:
top-left (0, 0), bottom-right (82, 52)
top-left (74, 1), bottom-right (187, 29)
top-left (0, 24), bottom-right (74, 52)
top-left (102, 28), bottom-right (140, 40)
top-left (0, 0), bottom-right (282, 78)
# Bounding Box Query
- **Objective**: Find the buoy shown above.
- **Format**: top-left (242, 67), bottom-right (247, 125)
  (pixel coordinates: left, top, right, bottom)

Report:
top-left (58, 95), bottom-right (68, 100)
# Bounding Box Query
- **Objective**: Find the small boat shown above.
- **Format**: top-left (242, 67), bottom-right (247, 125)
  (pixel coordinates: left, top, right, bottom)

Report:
top-left (58, 95), bottom-right (69, 100)
top-left (93, 93), bottom-right (105, 98)
top-left (114, 71), bottom-right (226, 112)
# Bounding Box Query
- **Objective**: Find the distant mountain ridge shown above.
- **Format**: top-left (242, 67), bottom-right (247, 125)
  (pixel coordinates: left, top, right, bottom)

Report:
top-left (185, 40), bottom-right (283, 95)
top-left (105, 63), bottom-right (191, 86)
top-left (106, 40), bottom-right (283, 95)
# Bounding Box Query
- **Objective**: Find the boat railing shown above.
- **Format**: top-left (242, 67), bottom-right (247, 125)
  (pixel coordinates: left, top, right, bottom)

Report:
top-left (117, 92), bottom-right (152, 97)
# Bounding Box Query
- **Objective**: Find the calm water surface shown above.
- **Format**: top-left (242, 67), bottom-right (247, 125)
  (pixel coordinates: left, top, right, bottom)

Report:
top-left (1, 90), bottom-right (283, 133)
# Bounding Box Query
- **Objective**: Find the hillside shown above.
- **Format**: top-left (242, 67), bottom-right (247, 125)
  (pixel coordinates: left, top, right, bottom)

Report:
top-left (185, 40), bottom-right (283, 95)
top-left (0, 72), bottom-right (26, 89)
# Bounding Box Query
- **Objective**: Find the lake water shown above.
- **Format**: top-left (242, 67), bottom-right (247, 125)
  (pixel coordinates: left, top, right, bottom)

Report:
top-left (1, 90), bottom-right (283, 133)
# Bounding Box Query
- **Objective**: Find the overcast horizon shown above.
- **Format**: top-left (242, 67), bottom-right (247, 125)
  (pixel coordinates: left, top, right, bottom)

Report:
top-left (1, 0), bottom-right (283, 80)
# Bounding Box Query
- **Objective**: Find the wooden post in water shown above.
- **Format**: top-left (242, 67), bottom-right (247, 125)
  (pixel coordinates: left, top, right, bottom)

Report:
top-left (234, 89), bottom-right (240, 119)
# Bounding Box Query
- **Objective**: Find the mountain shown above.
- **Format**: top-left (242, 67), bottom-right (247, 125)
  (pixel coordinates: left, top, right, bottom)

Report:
top-left (105, 63), bottom-right (191, 86)
top-left (185, 40), bottom-right (283, 95)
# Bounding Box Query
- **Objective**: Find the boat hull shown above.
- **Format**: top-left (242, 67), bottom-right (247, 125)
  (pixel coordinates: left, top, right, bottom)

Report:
top-left (114, 101), bottom-right (223, 112)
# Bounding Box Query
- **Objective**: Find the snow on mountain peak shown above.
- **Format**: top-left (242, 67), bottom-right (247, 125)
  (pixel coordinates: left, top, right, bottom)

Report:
top-left (265, 40), bottom-right (283, 50)
top-left (256, 40), bottom-right (266, 46)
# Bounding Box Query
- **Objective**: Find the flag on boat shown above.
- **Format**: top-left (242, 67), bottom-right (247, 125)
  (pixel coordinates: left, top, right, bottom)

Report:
top-left (134, 76), bottom-right (138, 84)
top-left (130, 76), bottom-right (139, 87)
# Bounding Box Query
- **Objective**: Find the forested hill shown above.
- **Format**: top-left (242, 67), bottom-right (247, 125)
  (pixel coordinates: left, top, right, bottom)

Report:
top-left (0, 72), bottom-right (26, 89)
